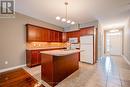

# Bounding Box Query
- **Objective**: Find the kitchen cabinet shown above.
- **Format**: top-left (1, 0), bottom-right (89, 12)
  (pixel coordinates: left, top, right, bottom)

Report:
top-left (80, 26), bottom-right (94, 36)
top-left (26, 48), bottom-right (65, 67)
top-left (26, 25), bottom-right (42, 42)
top-left (41, 51), bottom-right (79, 86)
top-left (62, 32), bottom-right (67, 42)
top-left (26, 24), bottom-right (63, 42)
top-left (50, 30), bottom-right (62, 42)
top-left (66, 30), bottom-right (80, 42)
top-left (26, 50), bottom-right (41, 67)
top-left (41, 29), bottom-right (51, 42)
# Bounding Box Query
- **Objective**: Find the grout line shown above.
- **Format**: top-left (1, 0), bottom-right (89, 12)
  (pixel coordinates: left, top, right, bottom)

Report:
top-left (105, 55), bottom-right (111, 87)
top-left (119, 70), bottom-right (123, 87)
top-left (110, 55), bottom-right (123, 87)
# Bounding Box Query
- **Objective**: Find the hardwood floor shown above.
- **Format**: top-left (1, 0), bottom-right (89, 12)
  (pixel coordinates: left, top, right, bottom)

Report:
top-left (0, 68), bottom-right (45, 87)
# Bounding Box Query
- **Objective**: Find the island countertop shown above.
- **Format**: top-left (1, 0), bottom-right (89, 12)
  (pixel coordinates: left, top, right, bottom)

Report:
top-left (40, 49), bottom-right (81, 56)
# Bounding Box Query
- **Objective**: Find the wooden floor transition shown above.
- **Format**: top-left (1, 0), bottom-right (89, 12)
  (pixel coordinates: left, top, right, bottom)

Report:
top-left (0, 68), bottom-right (44, 87)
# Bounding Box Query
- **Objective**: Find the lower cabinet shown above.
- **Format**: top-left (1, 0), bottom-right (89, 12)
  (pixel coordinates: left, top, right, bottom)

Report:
top-left (26, 50), bottom-right (41, 67)
top-left (26, 48), bottom-right (65, 67)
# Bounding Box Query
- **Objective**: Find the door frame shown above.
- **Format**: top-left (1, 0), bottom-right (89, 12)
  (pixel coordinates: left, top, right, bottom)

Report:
top-left (104, 29), bottom-right (123, 55)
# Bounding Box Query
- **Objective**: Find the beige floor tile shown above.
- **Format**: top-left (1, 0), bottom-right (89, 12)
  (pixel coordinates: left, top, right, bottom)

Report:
top-left (23, 56), bottom-right (130, 87)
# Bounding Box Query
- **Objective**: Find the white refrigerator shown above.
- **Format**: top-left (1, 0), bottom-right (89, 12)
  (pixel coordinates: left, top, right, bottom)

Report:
top-left (80, 35), bottom-right (94, 64)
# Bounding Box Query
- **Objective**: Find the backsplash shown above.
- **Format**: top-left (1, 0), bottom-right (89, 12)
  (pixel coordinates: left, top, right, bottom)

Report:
top-left (27, 42), bottom-right (65, 49)
top-left (26, 42), bottom-right (80, 50)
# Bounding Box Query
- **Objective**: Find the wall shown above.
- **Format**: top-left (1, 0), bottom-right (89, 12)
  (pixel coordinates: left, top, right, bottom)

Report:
top-left (80, 20), bottom-right (98, 28)
top-left (124, 17), bottom-right (130, 62)
top-left (0, 13), bottom-right (63, 70)
top-left (97, 23), bottom-right (104, 58)
top-left (64, 24), bottom-right (80, 32)
top-left (64, 20), bottom-right (98, 32)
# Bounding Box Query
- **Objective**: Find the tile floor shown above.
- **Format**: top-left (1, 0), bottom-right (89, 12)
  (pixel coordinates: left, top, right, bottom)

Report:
top-left (23, 56), bottom-right (130, 87)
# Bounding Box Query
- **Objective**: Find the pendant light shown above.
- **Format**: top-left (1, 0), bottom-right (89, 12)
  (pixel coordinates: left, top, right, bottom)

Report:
top-left (56, 2), bottom-right (75, 25)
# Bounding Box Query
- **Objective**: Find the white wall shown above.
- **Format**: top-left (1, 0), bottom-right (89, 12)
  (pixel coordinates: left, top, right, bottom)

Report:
top-left (124, 17), bottom-right (130, 62)
top-left (97, 23), bottom-right (104, 58)
top-left (0, 13), bottom-right (63, 70)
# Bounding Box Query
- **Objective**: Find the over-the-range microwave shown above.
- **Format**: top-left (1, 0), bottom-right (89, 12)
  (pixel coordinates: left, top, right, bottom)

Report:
top-left (69, 38), bottom-right (78, 43)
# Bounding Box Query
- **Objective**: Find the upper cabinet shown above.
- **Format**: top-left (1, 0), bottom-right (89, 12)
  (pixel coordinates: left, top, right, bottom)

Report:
top-left (66, 30), bottom-right (80, 42)
top-left (26, 24), bottom-right (96, 43)
top-left (26, 24), bottom-right (42, 42)
top-left (80, 26), bottom-right (95, 36)
top-left (26, 24), bottom-right (63, 42)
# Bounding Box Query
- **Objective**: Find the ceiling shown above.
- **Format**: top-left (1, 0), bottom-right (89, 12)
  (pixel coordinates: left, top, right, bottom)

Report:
top-left (16, 0), bottom-right (130, 28)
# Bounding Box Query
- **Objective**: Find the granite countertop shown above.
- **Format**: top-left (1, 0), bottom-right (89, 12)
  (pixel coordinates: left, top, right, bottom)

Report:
top-left (40, 49), bottom-right (81, 56)
top-left (26, 47), bottom-right (65, 50)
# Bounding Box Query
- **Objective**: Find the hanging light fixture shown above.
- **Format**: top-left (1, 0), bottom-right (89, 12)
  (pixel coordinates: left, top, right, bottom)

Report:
top-left (56, 2), bottom-right (75, 25)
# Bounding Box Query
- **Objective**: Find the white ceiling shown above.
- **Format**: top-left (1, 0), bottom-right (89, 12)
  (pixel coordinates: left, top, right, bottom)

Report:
top-left (16, 0), bottom-right (130, 28)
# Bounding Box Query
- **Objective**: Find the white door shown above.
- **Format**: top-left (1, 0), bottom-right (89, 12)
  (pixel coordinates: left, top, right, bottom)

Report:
top-left (110, 32), bottom-right (122, 55)
top-left (80, 35), bottom-right (93, 64)
top-left (106, 32), bottom-right (122, 55)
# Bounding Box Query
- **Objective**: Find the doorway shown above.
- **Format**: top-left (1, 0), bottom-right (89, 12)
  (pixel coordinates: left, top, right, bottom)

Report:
top-left (105, 29), bottom-right (122, 56)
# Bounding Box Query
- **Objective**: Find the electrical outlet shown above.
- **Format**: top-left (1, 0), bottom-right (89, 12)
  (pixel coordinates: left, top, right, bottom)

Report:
top-left (5, 61), bottom-right (8, 64)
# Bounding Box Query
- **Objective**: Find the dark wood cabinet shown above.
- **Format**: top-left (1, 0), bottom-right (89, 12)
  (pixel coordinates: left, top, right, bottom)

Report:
top-left (65, 30), bottom-right (80, 42)
top-left (49, 30), bottom-right (62, 42)
top-left (41, 52), bottom-right (79, 86)
top-left (41, 28), bottom-right (50, 42)
top-left (26, 25), bottom-right (42, 42)
top-left (62, 32), bottom-right (67, 42)
top-left (26, 48), bottom-right (66, 67)
top-left (26, 50), bottom-right (41, 67)
top-left (80, 26), bottom-right (94, 36)
top-left (26, 24), bottom-right (63, 42)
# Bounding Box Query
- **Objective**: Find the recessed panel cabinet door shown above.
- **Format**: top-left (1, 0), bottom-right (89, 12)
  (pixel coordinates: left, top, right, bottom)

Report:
top-left (31, 51), bottom-right (39, 66)
top-left (41, 28), bottom-right (51, 42)
top-left (27, 27), bottom-right (37, 42)
top-left (26, 25), bottom-right (42, 42)
top-left (26, 24), bottom-right (63, 42)
top-left (66, 30), bottom-right (80, 42)
top-left (80, 26), bottom-right (94, 36)
top-left (62, 32), bottom-right (67, 42)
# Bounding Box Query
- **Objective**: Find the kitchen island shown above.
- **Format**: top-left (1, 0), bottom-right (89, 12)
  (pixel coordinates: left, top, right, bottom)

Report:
top-left (40, 49), bottom-right (80, 87)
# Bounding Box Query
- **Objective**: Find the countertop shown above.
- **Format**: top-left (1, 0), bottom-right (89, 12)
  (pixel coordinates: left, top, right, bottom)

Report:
top-left (40, 49), bottom-right (81, 56)
top-left (26, 47), bottom-right (65, 50)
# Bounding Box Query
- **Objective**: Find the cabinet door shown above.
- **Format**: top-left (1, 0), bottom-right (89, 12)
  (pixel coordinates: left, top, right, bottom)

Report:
top-left (55, 31), bottom-right (59, 42)
top-left (36, 28), bottom-right (42, 42)
top-left (27, 26), bottom-right (37, 42)
top-left (50, 30), bottom-right (54, 42)
top-left (59, 32), bottom-right (62, 42)
top-left (37, 51), bottom-right (41, 65)
top-left (41, 28), bottom-right (49, 42)
top-left (26, 25), bottom-right (42, 42)
top-left (43, 29), bottom-right (51, 42)
top-left (80, 26), bottom-right (94, 36)
top-left (62, 32), bottom-right (67, 42)
top-left (31, 50), bottom-right (39, 66)
top-left (66, 31), bottom-right (80, 42)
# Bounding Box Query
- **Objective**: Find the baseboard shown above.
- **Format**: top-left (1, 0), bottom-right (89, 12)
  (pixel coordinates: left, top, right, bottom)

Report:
top-left (122, 55), bottom-right (130, 65)
top-left (0, 64), bottom-right (26, 73)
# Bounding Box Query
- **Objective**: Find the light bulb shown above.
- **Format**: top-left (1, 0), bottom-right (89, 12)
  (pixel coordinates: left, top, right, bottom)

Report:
top-left (61, 18), bottom-right (66, 22)
top-left (56, 16), bottom-right (60, 20)
top-left (67, 20), bottom-right (71, 23)
top-left (71, 21), bottom-right (75, 25)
